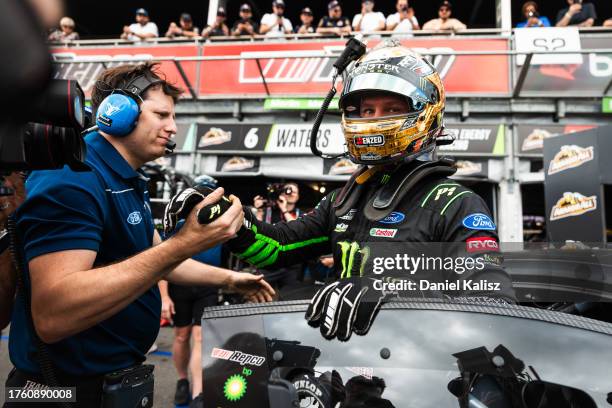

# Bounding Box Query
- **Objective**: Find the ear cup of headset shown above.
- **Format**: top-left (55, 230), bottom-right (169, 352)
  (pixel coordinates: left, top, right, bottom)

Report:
top-left (96, 93), bottom-right (140, 137)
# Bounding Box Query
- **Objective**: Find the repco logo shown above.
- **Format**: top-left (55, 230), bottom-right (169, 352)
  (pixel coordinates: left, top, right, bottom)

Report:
top-left (211, 347), bottom-right (265, 366)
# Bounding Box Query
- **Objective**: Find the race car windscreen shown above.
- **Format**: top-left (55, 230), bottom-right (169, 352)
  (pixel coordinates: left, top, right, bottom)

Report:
top-left (201, 308), bottom-right (611, 407)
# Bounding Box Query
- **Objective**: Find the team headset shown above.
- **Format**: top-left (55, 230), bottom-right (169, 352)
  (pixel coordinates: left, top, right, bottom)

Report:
top-left (93, 74), bottom-right (176, 153)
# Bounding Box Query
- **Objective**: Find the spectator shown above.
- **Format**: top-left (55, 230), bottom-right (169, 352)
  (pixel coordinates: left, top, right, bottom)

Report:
top-left (295, 7), bottom-right (316, 34)
top-left (121, 8), bottom-right (158, 42)
top-left (317, 1), bottom-right (352, 36)
top-left (386, 0), bottom-right (420, 36)
top-left (232, 4), bottom-right (259, 36)
top-left (252, 182), bottom-right (302, 224)
top-left (202, 7), bottom-right (230, 38)
top-left (165, 13), bottom-right (200, 38)
top-left (252, 182), bottom-right (305, 294)
top-left (423, 1), bottom-right (466, 31)
top-left (353, 0), bottom-right (386, 34)
top-left (260, 0), bottom-right (293, 37)
top-left (516, 1), bottom-right (551, 27)
top-left (47, 16), bottom-right (79, 42)
top-left (556, 0), bottom-right (596, 27)
top-left (604, 18), bottom-right (612, 27)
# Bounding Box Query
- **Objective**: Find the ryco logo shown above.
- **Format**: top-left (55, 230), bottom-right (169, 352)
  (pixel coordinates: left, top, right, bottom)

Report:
top-left (127, 211), bottom-right (142, 225)
top-left (466, 237), bottom-right (499, 253)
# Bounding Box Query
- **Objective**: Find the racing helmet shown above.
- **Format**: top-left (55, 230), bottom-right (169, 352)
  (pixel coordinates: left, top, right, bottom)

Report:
top-left (339, 41), bottom-right (445, 165)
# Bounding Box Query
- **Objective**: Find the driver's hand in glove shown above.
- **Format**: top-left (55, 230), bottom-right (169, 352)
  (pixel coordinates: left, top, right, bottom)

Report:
top-left (305, 277), bottom-right (385, 342)
top-left (164, 186), bottom-right (217, 235)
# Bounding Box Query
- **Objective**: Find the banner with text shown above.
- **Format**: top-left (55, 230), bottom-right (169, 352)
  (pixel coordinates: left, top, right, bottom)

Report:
top-left (196, 123), bottom-right (505, 156)
top-left (51, 37), bottom-right (510, 98)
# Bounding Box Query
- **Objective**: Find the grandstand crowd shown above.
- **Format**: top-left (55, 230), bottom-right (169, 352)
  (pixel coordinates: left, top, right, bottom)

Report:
top-left (47, 0), bottom-right (612, 42)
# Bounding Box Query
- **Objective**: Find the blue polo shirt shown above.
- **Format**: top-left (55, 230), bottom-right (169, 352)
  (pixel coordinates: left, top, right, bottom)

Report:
top-left (10, 132), bottom-right (160, 376)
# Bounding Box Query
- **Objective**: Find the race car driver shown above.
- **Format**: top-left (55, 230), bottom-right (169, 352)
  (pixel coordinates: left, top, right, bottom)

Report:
top-left (167, 41), bottom-right (515, 342)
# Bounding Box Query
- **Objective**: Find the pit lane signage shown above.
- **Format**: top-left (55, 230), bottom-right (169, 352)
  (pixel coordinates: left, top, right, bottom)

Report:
top-left (264, 98), bottom-right (339, 110)
top-left (196, 123), bottom-right (505, 157)
top-left (549, 192), bottom-right (597, 221)
top-left (543, 126), bottom-right (605, 243)
top-left (603, 97), bottom-right (612, 113)
top-left (547, 145), bottom-right (594, 175)
top-left (437, 125), bottom-right (505, 156)
top-left (266, 124), bottom-right (345, 155)
top-left (516, 124), bottom-right (597, 156)
top-left (518, 36), bottom-right (612, 97)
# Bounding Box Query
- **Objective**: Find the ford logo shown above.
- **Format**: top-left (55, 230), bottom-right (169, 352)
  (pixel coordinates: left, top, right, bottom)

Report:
top-left (462, 213), bottom-right (496, 231)
top-left (127, 211), bottom-right (143, 225)
top-left (379, 212), bottom-right (405, 224)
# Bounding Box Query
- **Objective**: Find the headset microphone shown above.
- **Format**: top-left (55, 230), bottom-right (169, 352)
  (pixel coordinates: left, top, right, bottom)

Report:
top-left (165, 139), bottom-right (176, 155)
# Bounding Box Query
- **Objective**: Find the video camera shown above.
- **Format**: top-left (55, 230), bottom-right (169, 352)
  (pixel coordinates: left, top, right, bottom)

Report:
top-left (0, 79), bottom-right (88, 172)
top-left (0, 0), bottom-right (88, 176)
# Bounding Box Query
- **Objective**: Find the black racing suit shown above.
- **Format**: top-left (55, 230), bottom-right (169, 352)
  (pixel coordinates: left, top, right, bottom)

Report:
top-left (229, 164), bottom-right (515, 301)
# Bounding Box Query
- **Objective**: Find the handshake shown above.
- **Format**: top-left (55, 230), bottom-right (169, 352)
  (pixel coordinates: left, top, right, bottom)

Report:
top-left (163, 185), bottom-right (235, 234)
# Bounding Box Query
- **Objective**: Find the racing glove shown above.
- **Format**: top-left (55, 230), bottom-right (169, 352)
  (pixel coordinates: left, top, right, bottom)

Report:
top-left (305, 277), bottom-right (385, 342)
top-left (163, 186), bottom-right (231, 235)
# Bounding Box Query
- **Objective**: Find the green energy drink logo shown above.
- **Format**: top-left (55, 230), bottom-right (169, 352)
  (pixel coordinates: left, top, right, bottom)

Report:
top-left (338, 241), bottom-right (370, 278)
top-left (224, 374), bottom-right (247, 402)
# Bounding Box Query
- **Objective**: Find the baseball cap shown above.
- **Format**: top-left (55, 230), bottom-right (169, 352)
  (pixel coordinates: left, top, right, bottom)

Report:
top-left (135, 8), bottom-right (148, 16)
top-left (180, 13), bottom-right (192, 21)
top-left (439, 1), bottom-right (452, 9)
top-left (217, 7), bottom-right (226, 16)
top-left (328, 1), bottom-right (341, 9)
top-left (240, 4), bottom-right (252, 11)
top-left (273, 0), bottom-right (285, 7)
top-left (301, 7), bottom-right (313, 15)
top-left (362, 0), bottom-right (374, 4)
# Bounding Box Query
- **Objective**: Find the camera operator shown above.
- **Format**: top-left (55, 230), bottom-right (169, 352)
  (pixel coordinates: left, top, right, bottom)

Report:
top-left (517, 2), bottom-right (551, 28)
top-left (253, 182), bottom-right (302, 224)
top-left (251, 182), bottom-right (306, 295)
top-left (0, 172), bottom-right (26, 330)
top-left (4, 63), bottom-right (273, 407)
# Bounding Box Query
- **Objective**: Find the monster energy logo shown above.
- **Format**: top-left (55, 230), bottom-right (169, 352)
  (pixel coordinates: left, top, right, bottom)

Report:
top-left (337, 241), bottom-right (370, 279)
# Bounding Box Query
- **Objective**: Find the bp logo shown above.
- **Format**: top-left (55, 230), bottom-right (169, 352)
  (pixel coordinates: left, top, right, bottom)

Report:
top-left (224, 374), bottom-right (247, 402)
top-left (127, 211), bottom-right (143, 225)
